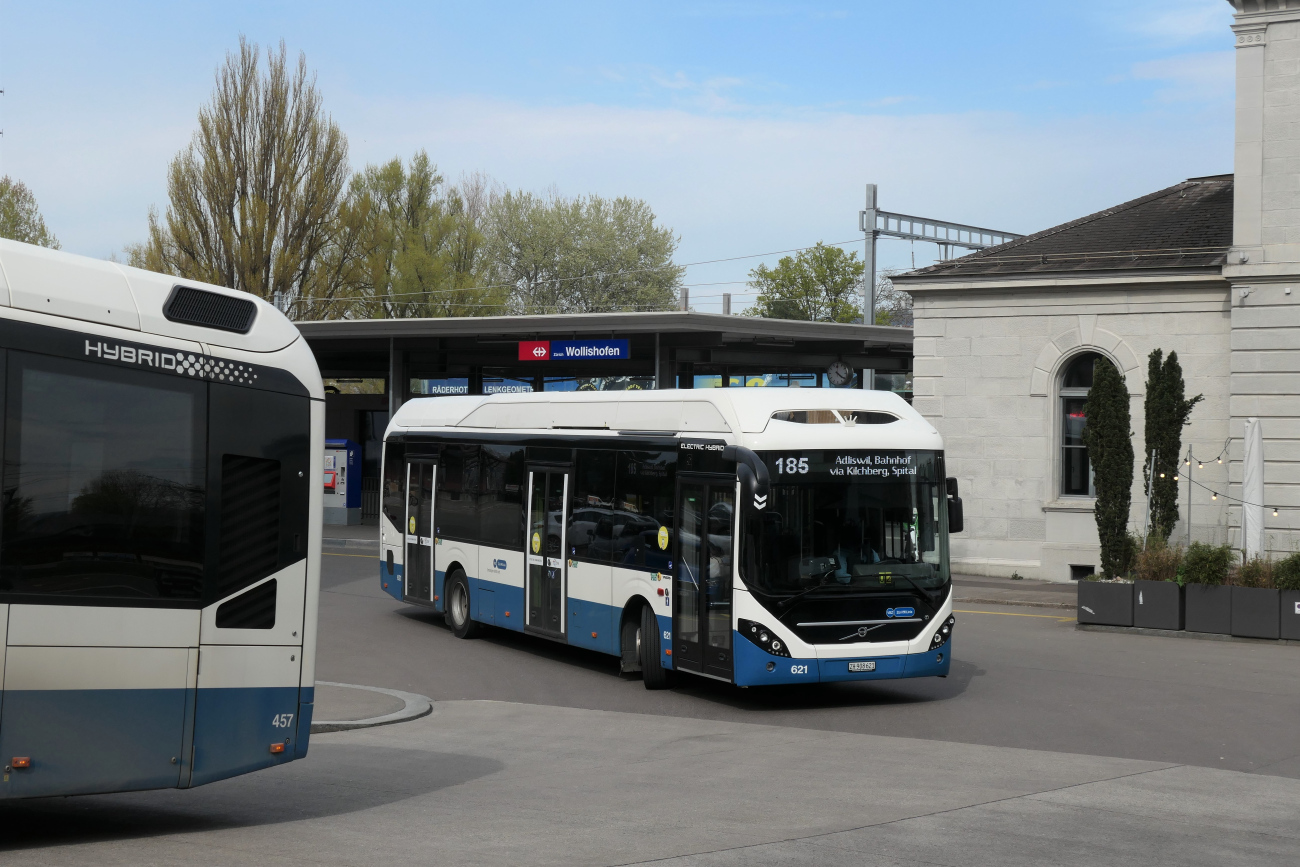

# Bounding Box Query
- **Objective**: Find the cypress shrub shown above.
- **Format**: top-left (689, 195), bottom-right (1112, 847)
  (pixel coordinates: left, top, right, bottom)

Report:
top-left (1082, 357), bottom-right (1135, 578)
top-left (1143, 349), bottom-right (1203, 542)
top-left (1182, 542), bottom-right (1233, 585)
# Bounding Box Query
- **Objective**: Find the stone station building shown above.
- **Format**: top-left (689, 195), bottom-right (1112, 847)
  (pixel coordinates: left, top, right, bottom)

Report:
top-left (892, 1), bottom-right (1300, 581)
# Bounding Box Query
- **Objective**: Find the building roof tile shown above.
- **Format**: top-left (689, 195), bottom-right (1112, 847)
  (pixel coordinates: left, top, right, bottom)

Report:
top-left (895, 174), bottom-right (1232, 280)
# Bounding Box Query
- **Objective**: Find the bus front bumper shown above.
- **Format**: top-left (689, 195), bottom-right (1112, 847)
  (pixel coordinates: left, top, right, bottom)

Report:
top-left (732, 634), bottom-right (952, 686)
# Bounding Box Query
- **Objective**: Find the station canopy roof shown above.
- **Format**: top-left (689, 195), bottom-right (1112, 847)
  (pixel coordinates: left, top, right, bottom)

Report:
top-left (297, 311), bottom-right (913, 380)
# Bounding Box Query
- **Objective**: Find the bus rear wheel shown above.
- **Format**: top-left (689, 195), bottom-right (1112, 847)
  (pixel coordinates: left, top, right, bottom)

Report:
top-left (640, 604), bottom-right (672, 690)
top-left (445, 571), bottom-right (480, 639)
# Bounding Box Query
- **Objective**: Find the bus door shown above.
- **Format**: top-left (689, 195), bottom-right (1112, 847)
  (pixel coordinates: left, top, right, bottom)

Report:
top-left (674, 478), bottom-right (737, 681)
top-left (403, 460), bottom-right (436, 604)
top-left (525, 468), bottom-right (569, 637)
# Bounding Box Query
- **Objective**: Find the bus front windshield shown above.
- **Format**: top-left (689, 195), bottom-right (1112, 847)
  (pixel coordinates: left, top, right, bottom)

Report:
top-left (741, 450), bottom-right (949, 597)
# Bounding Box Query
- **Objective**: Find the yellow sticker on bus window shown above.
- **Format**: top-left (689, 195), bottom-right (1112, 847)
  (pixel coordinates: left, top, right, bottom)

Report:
top-left (657, 526), bottom-right (669, 550)
top-left (532, 531), bottom-right (542, 554)
top-left (409, 516), bottom-right (416, 534)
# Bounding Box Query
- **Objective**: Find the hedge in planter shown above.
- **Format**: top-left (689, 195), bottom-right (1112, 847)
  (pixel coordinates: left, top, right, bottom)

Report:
top-left (1274, 553), bottom-right (1300, 641)
top-left (1133, 538), bottom-right (1183, 630)
top-left (1232, 556), bottom-right (1280, 640)
top-left (1183, 542), bottom-right (1233, 635)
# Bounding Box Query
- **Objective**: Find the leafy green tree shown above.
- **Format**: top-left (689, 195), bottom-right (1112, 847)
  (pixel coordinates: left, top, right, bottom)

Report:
top-left (130, 37), bottom-right (350, 310)
top-left (874, 270), bottom-right (913, 326)
top-left (0, 177), bottom-right (60, 248)
top-left (1083, 357), bottom-right (1135, 578)
top-left (748, 243), bottom-right (863, 322)
top-left (484, 190), bottom-right (682, 314)
top-left (1143, 349), bottom-right (1203, 542)
top-left (304, 154), bottom-right (502, 319)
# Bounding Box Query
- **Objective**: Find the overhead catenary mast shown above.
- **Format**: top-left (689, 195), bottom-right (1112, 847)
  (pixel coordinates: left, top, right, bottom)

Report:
top-left (860, 184), bottom-right (1023, 323)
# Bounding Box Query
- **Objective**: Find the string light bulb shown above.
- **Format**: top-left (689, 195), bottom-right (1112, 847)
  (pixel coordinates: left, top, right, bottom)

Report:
top-left (1160, 472), bottom-right (1166, 479)
top-left (1174, 475), bottom-right (1180, 481)
top-left (1198, 463), bottom-right (1203, 469)
top-left (1217, 458), bottom-right (1222, 464)
top-left (1274, 509), bottom-right (1280, 517)
top-left (1185, 459), bottom-right (1191, 466)
top-left (1211, 492), bottom-right (1217, 500)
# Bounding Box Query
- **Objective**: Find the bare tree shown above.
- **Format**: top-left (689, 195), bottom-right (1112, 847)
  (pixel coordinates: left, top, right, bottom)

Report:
top-left (131, 38), bottom-right (350, 309)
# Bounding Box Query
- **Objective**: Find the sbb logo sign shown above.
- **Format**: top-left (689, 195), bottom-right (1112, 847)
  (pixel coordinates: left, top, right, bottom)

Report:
top-left (518, 341), bottom-right (550, 361)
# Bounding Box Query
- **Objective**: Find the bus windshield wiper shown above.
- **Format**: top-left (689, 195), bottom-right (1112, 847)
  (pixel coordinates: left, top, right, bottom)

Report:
top-left (890, 571), bottom-right (940, 608)
top-left (774, 580), bottom-right (860, 613)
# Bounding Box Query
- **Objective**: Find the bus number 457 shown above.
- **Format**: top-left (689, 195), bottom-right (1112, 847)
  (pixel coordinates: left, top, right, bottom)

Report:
top-left (271, 713), bottom-right (295, 728)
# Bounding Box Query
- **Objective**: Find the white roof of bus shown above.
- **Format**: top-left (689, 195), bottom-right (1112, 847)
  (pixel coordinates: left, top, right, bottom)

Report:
top-left (389, 388), bottom-right (943, 452)
top-left (0, 237), bottom-right (302, 354)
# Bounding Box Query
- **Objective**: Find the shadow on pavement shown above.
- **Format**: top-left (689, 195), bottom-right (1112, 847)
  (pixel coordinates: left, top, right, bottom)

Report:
top-left (0, 744), bottom-right (502, 852)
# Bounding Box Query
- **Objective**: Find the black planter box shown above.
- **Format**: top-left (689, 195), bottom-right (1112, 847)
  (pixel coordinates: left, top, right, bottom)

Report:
top-left (1077, 582), bottom-right (1133, 626)
top-left (1185, 584), bottom-right (1232, 634)
top-left (1134, 580), bottom-right (1183, 630)
top-left (1282, 591), bottom-right (1300, 641)
top-left (1231, 587), bottom-right (1280, 640)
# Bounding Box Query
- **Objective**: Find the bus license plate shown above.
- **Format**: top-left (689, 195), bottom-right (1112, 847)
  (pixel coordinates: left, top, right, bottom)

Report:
top-left (848, 661), bottom-right (876, 672)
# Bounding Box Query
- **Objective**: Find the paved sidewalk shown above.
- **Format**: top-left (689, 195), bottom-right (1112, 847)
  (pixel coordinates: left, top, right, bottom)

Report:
top-left (4, 701), bottom-right (1296, 866)
top-left (953, 573), bottom-right (1076, 609)
top-left (322, 522), bottom-right (379, 548)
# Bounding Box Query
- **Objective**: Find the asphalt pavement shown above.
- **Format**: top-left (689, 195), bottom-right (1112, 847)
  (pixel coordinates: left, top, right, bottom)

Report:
top-left (2, 537), bottom-right (1298, 865)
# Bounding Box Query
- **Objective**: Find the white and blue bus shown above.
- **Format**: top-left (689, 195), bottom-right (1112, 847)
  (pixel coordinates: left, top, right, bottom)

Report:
top-left (0, 238), bottom-right (323, 798)
top-left (380, 389), bottom-right (960, 688)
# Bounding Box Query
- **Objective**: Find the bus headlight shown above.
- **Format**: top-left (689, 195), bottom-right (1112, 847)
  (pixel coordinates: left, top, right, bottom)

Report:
top-left (930, 615), bottom-right (955, 650)
top-left (739, 618), bottom-right (791, 657)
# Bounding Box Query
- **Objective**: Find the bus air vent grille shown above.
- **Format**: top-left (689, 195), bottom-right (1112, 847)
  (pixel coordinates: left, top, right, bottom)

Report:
top-left (218, 454), bottom-right (282, 597)
top-left (163, 286), bottom-right (258, 334)
top-left (215, 579), bottom-right (278, 629)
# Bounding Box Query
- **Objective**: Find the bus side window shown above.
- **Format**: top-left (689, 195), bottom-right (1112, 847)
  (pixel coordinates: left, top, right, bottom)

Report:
top-left (614, 450), bottom-right (676, 570)
top-left (570, 449), bottom-right (615, 562)
top-left (382, 439), bottom-right (405, 531)
top-left (479, 444), bottom-right (525, 549)
top-left (436, 444), bottom-right (480, 541)
top-left (1, 351), bottom-right (207, 603)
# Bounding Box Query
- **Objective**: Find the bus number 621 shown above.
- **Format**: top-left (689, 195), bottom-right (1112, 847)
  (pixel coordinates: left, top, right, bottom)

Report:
top-left (790, 664), bottom-right (809, 675)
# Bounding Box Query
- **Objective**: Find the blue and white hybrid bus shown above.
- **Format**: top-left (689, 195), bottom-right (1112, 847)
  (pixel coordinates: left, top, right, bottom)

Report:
top-left (381, 389), bottom-right (960, 688)
top-left (0, 239), bottom-right (323, 798)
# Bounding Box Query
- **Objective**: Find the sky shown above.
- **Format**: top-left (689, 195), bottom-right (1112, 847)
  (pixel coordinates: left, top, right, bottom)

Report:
top-left (0, 0), bottom-right (1237, 312)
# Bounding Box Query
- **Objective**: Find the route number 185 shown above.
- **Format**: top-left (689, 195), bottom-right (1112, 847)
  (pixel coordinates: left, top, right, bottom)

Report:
top-left (776, 457), bottom-right (809, 475)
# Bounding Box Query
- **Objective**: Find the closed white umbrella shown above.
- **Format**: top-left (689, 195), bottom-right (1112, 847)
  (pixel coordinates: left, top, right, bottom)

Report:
top-left (1242, 417), bottom-right (1265, 559)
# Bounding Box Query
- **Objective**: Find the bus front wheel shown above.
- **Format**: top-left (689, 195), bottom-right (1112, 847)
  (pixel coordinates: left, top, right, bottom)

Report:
top-left (640, 604), bottom-right (673, 690)
top-left (445, 571), bottom-right (480, 639)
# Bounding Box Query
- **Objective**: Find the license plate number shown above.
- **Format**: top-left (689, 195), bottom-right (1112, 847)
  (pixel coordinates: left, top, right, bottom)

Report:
top-left (848, 661), bottom-right (876, 672)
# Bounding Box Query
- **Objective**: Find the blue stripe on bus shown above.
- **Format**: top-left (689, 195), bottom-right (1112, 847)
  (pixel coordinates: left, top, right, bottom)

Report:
top-left (0, 684), bottom-right (309, 799)
top-left (732, 634), bottom-right (952, 687)
top-left (190, 686), bottom-right (302, 787)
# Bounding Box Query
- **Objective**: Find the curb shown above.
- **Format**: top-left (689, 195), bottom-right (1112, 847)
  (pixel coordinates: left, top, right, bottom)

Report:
top-left (955, 596), bottom-right (1074, 610)
top-left (1076, 623), bottom-right (1300, 646)
top-left (310, 682), bottom-right (434, 733)
top-left (323, 537), bottom-right (379, 550)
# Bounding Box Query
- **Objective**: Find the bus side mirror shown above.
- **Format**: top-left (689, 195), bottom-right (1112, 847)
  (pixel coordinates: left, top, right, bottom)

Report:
top-left (948, 496), bottom-right (964, 534)
top-left (729, 446), bottom-right (770, 512)
top-left (946, 477), bottom-right (959, 498)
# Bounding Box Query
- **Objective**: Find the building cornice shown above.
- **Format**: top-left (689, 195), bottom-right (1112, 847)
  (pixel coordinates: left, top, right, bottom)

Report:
top-left (1227, 0), bottom-right (1300, 30)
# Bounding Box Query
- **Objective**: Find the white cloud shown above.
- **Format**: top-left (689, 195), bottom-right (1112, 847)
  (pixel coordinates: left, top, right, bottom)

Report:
top-left (8, 87), bottom-right (1231, 311)
top-left (1116, 0), bottom-right (1232, 45)
top-left (1131, 50), bottom-right (1234, 103)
